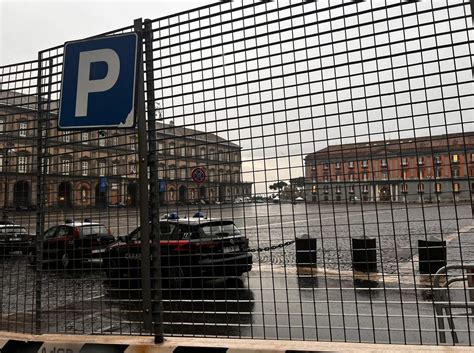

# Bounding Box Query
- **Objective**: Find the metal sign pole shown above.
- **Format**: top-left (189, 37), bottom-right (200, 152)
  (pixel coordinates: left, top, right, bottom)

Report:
top-left (143, 18), bottom-right (164, 343)
top-left (134, 18), bottom-right (153, 333)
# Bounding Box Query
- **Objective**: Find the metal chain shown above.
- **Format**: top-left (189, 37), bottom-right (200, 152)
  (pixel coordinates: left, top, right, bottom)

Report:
top-left (249, 240), bottom-right (295, 253)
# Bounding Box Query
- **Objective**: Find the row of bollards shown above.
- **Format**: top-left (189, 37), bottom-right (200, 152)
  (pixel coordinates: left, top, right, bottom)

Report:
top-left (295, 235), bottom-right (447, 275)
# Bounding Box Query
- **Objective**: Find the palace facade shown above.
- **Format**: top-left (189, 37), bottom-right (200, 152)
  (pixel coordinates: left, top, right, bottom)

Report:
top-left (305, 133), bottom-right (474, 203)
top-left (0, 89), bottom-right (252, 209)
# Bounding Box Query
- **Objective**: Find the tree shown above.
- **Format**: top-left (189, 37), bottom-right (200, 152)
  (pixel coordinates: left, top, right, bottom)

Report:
top-left (269, 181), bottom-right (288, 195)
top-left (289, 177), bottom-right (305, 188)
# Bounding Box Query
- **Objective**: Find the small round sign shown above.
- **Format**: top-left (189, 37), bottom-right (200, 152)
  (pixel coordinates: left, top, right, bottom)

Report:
top-left (191, 167), bottom-right (207, 184)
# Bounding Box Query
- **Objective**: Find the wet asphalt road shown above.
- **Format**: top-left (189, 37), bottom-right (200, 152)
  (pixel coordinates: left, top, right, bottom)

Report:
top-left (0, 202), bottom-right (472, 344)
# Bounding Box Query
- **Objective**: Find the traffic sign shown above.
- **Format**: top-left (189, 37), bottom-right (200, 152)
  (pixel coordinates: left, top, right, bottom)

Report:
top-left (191, 167), bottom-right (207, 184)
top-left (58, 33), bottom-right (138, 130)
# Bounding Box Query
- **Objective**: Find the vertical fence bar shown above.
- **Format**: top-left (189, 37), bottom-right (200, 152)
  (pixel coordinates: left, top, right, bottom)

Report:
top-left (143, 18), bottom-right (165, 343)
top-left (34, 55), bottom-right (52, 335)
top-left (134, 18), bottom-right (153, 333)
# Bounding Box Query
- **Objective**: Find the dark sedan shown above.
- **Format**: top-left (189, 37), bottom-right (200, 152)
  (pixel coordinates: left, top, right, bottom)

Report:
top-left (27, 219), bottom-right (115, 269)
top-left (0, 225), bottom-right (33, 255)
top-left (104, 213), bottom-right (253, 287)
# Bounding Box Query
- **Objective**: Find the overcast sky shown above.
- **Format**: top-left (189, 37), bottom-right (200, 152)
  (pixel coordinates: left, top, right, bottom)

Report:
top-left (0, 0), bottom-right (214, 65)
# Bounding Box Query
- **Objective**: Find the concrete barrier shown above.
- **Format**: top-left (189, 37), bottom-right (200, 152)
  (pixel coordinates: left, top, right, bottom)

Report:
top-left (0, 332), bottom-right (473, 353)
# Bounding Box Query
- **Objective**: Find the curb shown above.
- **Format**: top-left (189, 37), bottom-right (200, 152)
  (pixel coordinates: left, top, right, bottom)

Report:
top-left (0, 332), bottom-right (472, 353)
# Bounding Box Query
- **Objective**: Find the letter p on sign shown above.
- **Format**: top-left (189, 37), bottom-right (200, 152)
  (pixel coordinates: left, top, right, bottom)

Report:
top-left (59, 33), bottom-right (138, 129)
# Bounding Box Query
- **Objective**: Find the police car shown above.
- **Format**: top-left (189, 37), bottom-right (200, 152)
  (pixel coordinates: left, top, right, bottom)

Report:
top-left (103, 212), bottom-right (253, 287)
top-left (27, 219), bottom-right (115, 269)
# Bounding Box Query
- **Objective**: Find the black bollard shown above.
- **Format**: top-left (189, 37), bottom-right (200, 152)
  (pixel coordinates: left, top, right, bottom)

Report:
top-left (352, 237), bottom-right (377, 273)
top-left (418, 238), bottom-right (446, 274)
top-left (295, 235), bottom-right (317, 267)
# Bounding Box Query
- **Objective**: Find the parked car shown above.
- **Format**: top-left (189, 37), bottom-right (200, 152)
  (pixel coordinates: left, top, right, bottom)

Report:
top-left (27, 219), bottom-right (115, 269)
top-left (0, 224), bottom-right (33, 255)
top-left (104, 213), bottom-right (253, 287)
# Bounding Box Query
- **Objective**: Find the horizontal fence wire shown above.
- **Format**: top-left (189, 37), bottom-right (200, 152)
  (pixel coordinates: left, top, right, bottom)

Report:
top-left (0, 0), bottom-right (473, 346)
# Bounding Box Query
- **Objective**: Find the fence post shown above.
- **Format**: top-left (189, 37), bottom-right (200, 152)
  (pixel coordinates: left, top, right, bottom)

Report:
top-left (143, 18), bottom-right (164, 343)
top-left (34, 55), bottom-right (53, 334)
top-left (134, 18), bottom-right (153, 333)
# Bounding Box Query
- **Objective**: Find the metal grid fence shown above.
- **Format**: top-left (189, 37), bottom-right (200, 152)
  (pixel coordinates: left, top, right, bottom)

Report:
top-left (0, 0), bottom-right (473, 346)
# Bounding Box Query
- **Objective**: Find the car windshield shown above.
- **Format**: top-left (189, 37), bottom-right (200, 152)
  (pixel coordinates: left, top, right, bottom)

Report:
top-left (200, 222), bottom-right (240, 237)
top-left (80, 225), bottom-right (109, 236)
top-left (0, 226), bottom-right (28, 234)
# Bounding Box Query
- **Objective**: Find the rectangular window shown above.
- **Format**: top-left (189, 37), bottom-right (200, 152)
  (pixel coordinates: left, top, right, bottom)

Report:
top-left (402, 171), bottom-right (407, 180)
top-left (99, 162), bottom-right (106, 176)
top-left (19, 122), bottom-right (27, 137)
top-left (130, 138), bottom-right (136, 151)
top-left (435, 183), bottom-right (442, 193)
top-left (382, 172), bottom-right (388, 180)
top-left (99, 137), bottom-right (106, 147)
top-left (349, 174), bottom-right (354, 181)
top-left (363, 172), bottom-right (368, 181)
top-left (158, 142), bottom-right (164, 154)
top-left (112, 165), bottom-right (118, 175)
top-left (181, 146), bottom-right (186, 156)
top-left (401, 157), bottom-right (408, 166)
top-left (417, 157), bottom-right (424, 165)
top-left (0, 155), bottom-right (3, 172)
top-left (362, 160), bottom-right (368, 168)
top-left (324, 163), bottom-right (329, 170)
top-left (113, 136), bottom-right (119, 146)
top-left (62, 160), bottom-right (70, 175)
top-left (336, 186), bottom-right (341, 194)
top-left (349, 161), bottom-right (354, 168)
top-left (169, 167), bottom-right (175, 179)
top-left (418, 170), bottom-right (424, 179)
top-left (180, 168), bottom-right (186, 179)
top-left (453, 183), bottom-right (460, 193)
top-left (63, 132), bottom-right (70, 143)
top-left (336, 162), bottom-right (341, 169)
top-left (0, 119), bottom-right (4, 133)
top-left (42, 158), bottom-right (50, 174)
top-left (435, 168), bottom-right (442, 178)
top-left (323, 186), bottom-right (329, 194)
top-left (336, 174), bottom-right (341, 182)
top-left (82, 161), bottom-right (89, 176)
top-left (18, 156), bottom-right (27, 173)
top-left (82, 132), bottom-right (89, 144)
top-left (452, 168), bottom-right (459, 177)
top-left (402, 184), bottom-right (408, 193)
top-left (381, 159), bottom-right (387, 167)
top-left (312, 185), bottom-right (317, 194)
top-left (471, 153), bottom-right (474, 163)
top-left (349, 185), bottom-right (354, 193)
top-left (452, 154), bottom-right (459, 163)
top-left (434, 155), bottom-right (441, 164)
top-left (418, 183), bottom-right (424, 193)
top-left (323, 173), bottom-right (329, 182)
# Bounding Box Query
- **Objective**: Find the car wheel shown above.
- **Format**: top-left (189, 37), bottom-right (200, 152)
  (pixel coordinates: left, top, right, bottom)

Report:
top-left (61, 253), bottom-right (72, 269)
top-left (27, 250), bottom-right (36, 266)
top-left (167, 267), bottom-right (185, 288)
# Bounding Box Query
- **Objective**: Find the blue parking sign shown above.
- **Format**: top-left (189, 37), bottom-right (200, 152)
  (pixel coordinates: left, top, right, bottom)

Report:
top-left (59, 33), bottom-right (138, 129)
